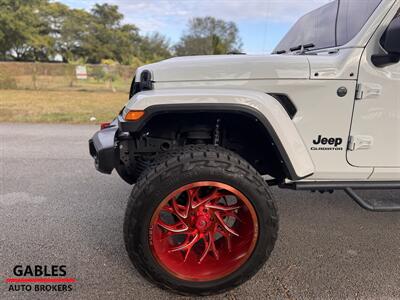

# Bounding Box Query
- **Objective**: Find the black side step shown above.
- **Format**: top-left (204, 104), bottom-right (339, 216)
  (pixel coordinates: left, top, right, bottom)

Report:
top-left (283, 181), bottom-right (400, 212)
top-left (344, 188), bottom-right (400, 212)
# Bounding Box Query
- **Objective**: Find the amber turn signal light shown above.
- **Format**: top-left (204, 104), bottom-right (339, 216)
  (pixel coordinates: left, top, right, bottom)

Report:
top-left (125, 110), bottom-right (145, 121)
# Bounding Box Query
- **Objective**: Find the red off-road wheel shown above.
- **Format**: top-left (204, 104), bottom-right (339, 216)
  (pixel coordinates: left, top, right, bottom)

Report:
top-left (124, 145), bottom-right (278, 296)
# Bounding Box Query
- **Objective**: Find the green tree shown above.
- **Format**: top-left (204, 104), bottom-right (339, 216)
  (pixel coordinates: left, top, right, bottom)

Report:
top-left (49, 4), bottom-right (90, 62)
top-left (174, 17), bottom-right (242, 56)
top-left (113, 24), bottom-right (142, 65)
top-left (82, 4), bottom-right (141, 64)
top-left (139, 33), bottom-right (171, 63)
top-left (0, 1), bottom-right (172, 64)
top-left (0, 0), bottom-right (53, 61)
top-left (32, 1), bottom-right (67, 61)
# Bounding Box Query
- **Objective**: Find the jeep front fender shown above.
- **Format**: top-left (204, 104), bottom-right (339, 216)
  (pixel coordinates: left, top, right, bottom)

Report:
top-left (121, 89), bottom-right (315, 180)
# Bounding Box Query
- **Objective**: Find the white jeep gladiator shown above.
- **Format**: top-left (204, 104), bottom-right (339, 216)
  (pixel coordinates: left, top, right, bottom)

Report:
top-left (89, 0), bottom-right (400, 295)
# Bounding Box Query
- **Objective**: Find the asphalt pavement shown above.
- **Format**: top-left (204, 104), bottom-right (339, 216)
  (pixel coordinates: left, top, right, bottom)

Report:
top-left (1, 123), bottom-right (400, 299)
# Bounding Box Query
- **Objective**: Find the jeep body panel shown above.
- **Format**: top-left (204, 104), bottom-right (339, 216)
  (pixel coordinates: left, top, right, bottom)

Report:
top-left (146, 78), bottom-right (372, 180)
top-left (348, 2), bottom-right (400, 169)
top-left (139, 47), bottom-right (364, 83)
top-left (124, 89), bottom-right (315, 179)
top-left (307, 48), bottom-right (364, 80)
top-left (370, 168), bottom-right (400, 180)
top-left (136, 55), bottom-right (310, 82)
top-left (91, 0), bottom-right (400, 184)
top-left (125, 0), bottom-right (400, 181)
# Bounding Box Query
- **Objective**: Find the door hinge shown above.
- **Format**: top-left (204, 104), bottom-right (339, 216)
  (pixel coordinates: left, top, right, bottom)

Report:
top-left (348, 135), bottom-right (374, 151)
top-left (355, 83), bottom-right (382, 100)
top-left (355, 83), bottom-right (363, 100)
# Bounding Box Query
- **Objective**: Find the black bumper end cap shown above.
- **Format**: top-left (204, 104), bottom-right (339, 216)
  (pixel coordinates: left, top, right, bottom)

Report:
top-left (89, 126), bottom-right (118, 174)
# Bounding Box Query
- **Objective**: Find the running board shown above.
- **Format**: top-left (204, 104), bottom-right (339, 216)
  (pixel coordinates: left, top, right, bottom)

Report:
top-left (283, 181), bottom-right (400, 212)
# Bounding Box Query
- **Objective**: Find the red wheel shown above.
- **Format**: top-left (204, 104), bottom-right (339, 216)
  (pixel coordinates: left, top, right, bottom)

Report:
top-left (124, 145), bottom-right (278, 295)
top-left (149, 181), bottom-right (259, 281)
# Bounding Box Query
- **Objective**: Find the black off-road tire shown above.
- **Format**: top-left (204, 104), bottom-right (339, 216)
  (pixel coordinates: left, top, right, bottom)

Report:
top-left (116, 152), bottom-right (182, 185)
top-left (123, 145), bottom-right (279, 296)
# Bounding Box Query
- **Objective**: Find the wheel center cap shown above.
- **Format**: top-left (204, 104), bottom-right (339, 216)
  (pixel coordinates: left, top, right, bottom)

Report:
top-left (195, 216), bottom-right (210, 231)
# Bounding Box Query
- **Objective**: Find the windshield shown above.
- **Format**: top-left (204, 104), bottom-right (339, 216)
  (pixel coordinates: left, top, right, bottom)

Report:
top-left (274, 0), bottom-right (383, 54)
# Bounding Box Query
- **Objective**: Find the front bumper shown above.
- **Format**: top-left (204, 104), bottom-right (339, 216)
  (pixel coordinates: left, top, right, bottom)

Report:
top-left (89, 125), bottom-right (119, 174)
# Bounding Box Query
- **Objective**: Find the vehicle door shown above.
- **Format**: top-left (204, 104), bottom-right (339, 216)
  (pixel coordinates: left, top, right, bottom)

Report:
top-left (347, 4), bottom-right (400, 167)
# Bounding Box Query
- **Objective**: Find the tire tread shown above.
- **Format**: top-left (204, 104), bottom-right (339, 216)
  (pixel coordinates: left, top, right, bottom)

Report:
top-left (124, 145), bottom-right (278, 296)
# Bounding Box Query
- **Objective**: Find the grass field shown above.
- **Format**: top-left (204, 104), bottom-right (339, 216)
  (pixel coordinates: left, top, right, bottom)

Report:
top-left (0, 61), bottom-right (134, 92)
top-left (0, 90), bottom-right (128, 123)
top-left (11, 75), bottom-right (131, 92)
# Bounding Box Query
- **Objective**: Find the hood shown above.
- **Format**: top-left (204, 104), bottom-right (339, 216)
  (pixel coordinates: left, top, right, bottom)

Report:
top-left (137, 54), bottom-right (310, 82)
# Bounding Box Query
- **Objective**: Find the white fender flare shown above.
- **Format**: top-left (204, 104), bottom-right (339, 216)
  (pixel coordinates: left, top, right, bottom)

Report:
top-left (123, 88), bottom-right (315, 180)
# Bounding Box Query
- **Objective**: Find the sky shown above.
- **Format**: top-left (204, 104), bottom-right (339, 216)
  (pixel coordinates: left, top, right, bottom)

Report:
top-left (60, 0), bottom-right (331, 54)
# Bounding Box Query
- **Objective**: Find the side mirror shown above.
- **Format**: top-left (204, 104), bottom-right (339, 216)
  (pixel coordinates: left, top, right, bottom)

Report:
top-left (372, 16), bottom-right (400, 67)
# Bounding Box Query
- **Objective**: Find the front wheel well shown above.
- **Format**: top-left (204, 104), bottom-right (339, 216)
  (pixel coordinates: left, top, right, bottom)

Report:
top-left (130, 112), bottom-right (290, 181)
